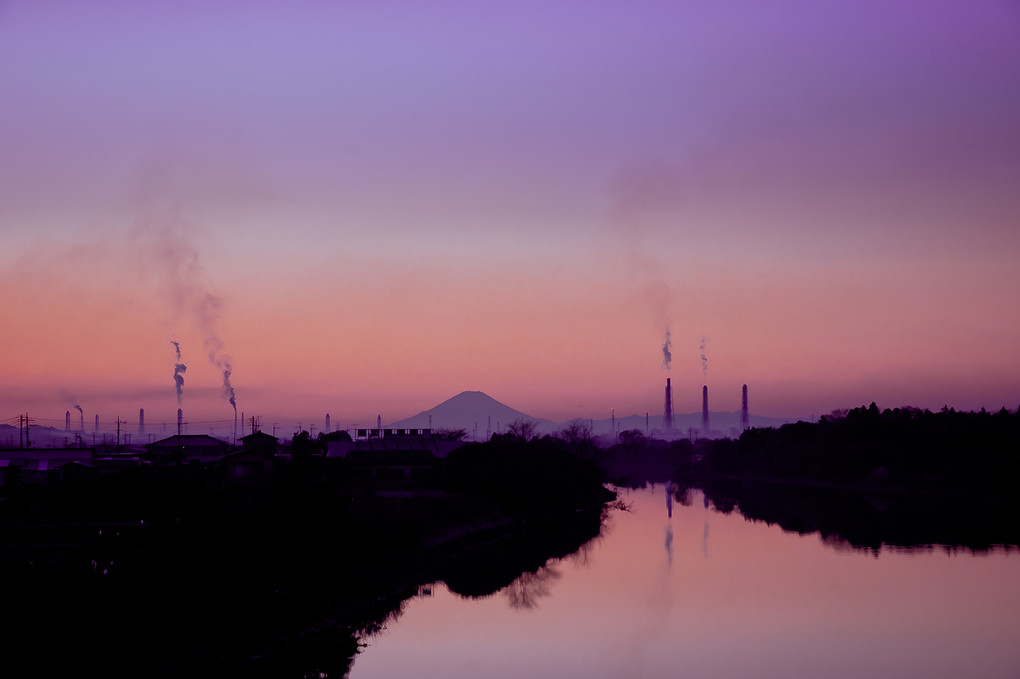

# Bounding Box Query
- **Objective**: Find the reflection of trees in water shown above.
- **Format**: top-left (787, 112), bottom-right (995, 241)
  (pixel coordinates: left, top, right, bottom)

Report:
top-left (664, 524), bottom-right (673, 566)
top-left (702, 479), bottom-right (1020, 553)
top-left (674, 484), bottom-right (693, 507)
top-left (702, 517), bottom-right (709, 558)
top-left (358, 596), bottom-right (411, 638)
top-left (566, 525), bottom-right (605, 569)
top-left (820, 533), bottom-right (860, 554)
top-left (501, 503), bottom-right (626, 608)
top-left (503, 564), bottom-right (562, 609)
top-left (595, 498), bottom-right (629, 543)
top-left (493, 513), bottom-right (616, 610)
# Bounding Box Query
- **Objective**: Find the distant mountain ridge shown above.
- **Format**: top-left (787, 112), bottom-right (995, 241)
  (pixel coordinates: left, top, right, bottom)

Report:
top-left (0, 424), bottom-right (90, 448)
top-left (386, 391), bottom-right (558, 438)
top-left (388, 391), bottom-right (797, 440)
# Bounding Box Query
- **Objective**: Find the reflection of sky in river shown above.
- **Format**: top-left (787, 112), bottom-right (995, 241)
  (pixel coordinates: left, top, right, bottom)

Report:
top-left (351, 485), bottom-right (1020, 679)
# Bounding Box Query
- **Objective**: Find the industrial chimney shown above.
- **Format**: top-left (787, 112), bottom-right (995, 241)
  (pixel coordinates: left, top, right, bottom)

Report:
top-left (325, 413), bottom-right (331, 433)
top-left (139, 408), bottom-right (145, 436)
top-left (65, 410), bottom-right (71, 431)
top-left (741, 385), bottom-right (749, 430)
top-left (702, 385), bottom-right (710, 435)
top-left (663, 378), bottom-right (674, 431)
top-left (94, 414), bottom-right (99, 432)
top-left (177, 408), bottom-right (183, 436)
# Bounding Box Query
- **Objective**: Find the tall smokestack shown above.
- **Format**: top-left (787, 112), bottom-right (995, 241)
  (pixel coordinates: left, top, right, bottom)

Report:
top-left (702, 385), bottom-right (709, 434)
top-left (663, 378), bottom-right (674, 431)
top-left (177, 408), bottom-right (183, 436)
top-left (94, 414), bottom-right (99, 432)
top-left (741, 385), bottom-right (749, 430)
top-left (377, 414), bottom-right (382, 430)
top-left (76, 405), bottom-right (84, 432)
top-left (139, 408), bottom-right (145, 436)
top-left (65, 411), bottom-right (71, 431)
top-left (325, 413), bottom-right (331, 433)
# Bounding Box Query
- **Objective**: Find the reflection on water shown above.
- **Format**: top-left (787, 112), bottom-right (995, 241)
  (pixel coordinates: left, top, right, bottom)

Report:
top-left (352, 485), bottom-right (1020, 679)
top-left (703, 490), bottom-right (710, 558)
top-left (504, 563), bottom-right (562, 609)
top-left (663, 524), bottom-right (673, 566)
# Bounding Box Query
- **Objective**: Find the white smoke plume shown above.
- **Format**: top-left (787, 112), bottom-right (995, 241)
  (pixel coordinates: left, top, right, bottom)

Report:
top-left (699, 336), bottom-right (708, 381)
top-left (121, 153), bottom-right (247, 421)
top-left (170, 340), bottom-right (187, 406)
top-left (140, 210), bottom-right (238, 418)
top-left (222, 364), bottom-right (237, 419)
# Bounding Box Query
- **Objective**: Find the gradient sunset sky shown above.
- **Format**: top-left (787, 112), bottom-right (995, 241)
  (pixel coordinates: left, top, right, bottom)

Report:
top-left (2, 1), bottom-right (1019, 430)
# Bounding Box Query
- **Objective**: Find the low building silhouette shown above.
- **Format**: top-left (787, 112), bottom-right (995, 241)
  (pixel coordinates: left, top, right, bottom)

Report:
top-left (326, 428), bottom-right (465, 459)
top-left (216, 431), bottom-right (281, 482)
top-left (144, 434), bottom-right (235, 465)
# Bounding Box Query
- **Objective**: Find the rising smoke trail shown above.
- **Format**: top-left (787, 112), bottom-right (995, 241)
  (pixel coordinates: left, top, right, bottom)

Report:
top-left (170, 340), bottom-right (187, 406)
top-left (222, 364), bottom-right (237, 430)
top-left (699, 336), bottom-right (708, 380)
top-left (191, 289), bottom-right (238, 424)
top-left (142, 207), bottom-right (239, 422)
top-left (662, 327), bottom-right (672, 369)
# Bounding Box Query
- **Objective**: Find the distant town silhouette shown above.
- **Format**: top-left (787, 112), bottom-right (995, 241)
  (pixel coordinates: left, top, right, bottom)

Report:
top-left (2, 394), bottom-right (1017, 676)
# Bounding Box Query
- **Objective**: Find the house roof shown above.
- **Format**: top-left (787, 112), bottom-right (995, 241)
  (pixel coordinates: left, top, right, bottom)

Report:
top-left (240, 431), bottom-right (279, 442)
top-left (146, 434), bottom-right (232, 450)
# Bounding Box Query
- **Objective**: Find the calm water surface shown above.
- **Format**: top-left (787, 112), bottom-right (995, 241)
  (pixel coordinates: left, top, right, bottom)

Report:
top-left (350, 486), bottom-right (1020, 679)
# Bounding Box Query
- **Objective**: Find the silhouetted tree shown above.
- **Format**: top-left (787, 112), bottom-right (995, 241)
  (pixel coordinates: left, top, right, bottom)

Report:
top-left (506, 418), bottom-right (538, 442)
top-left (559, 421), bottom-right (595, 455)
top-left (618, 429), bottom-right (645, 445)
top-left (321, 429), bottom-right (353, 443)
top-left (289, 430), bottom-right (318, 468)
top-left (435, 427), bottom-right (468, 441)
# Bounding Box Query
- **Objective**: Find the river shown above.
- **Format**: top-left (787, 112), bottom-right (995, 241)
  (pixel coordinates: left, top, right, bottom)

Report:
top-left (348, 484), bottom-right (1020, 679)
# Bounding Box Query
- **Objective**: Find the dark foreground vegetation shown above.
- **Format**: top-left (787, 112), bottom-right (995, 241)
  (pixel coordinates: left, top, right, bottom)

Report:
top-left (0, 433), bottom-right (614, 678)
top-left (605, 404), bottom-right (1020, 550)
top-left (697, 477), bottom-right (1020, 552)
top-left (3, 404), bottom-right (1018, 676)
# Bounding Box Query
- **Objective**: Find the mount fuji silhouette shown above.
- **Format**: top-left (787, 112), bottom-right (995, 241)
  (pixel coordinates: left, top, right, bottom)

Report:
top-left (386, 390), bottom-right (794, 440)
top-left (387, 391), bottom-right (557, 436)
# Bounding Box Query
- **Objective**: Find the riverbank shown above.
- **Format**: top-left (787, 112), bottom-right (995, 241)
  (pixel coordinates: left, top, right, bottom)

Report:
top-left (0, 435), bottom-right (617, 677)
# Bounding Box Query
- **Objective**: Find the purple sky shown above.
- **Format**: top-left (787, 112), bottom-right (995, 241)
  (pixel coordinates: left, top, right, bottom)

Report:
top-left (2, 1), bottom-right (1019, 425)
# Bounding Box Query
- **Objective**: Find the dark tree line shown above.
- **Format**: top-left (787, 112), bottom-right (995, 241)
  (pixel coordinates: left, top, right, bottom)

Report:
top-left (704, 404), bottom-right (1020, 493)
top-left (602, 404), bottom-right (1020, 496)
top-left (0, 429), bottom-right (617, 678)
